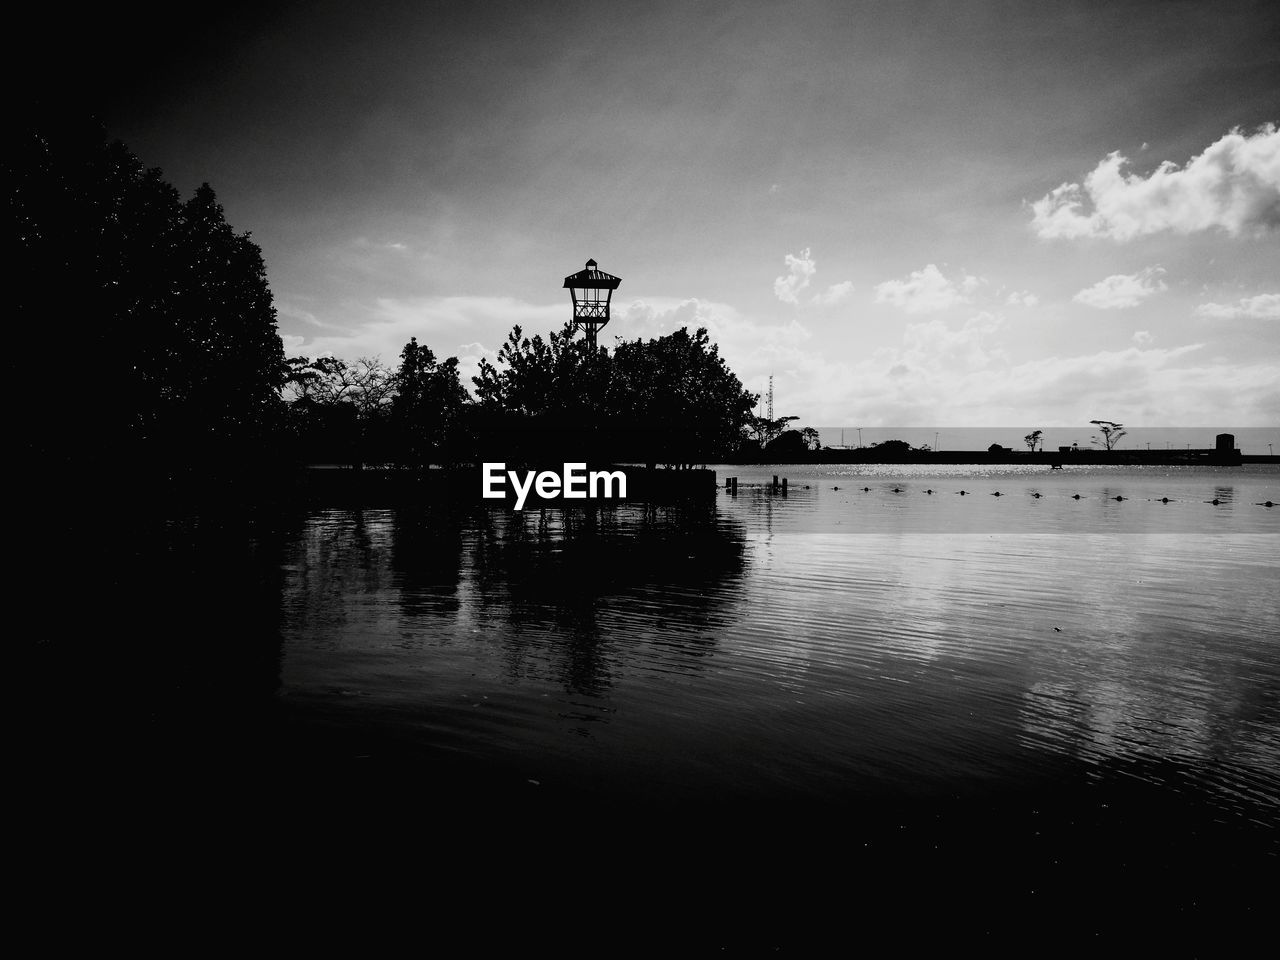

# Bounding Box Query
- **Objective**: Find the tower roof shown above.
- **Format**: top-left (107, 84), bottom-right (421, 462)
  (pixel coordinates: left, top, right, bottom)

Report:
top-left (563, 259), bottom-right (621, 288)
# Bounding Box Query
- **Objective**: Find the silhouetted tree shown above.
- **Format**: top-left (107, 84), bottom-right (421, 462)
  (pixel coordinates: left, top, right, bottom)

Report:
top-left (800, 427), bottom-right (822, 451)
top-left (747, 414), bottom-right (799, 448)
top-left (473, 322), bottom-right (601, 418)
top-left (608, 327), bottom-right (757, 469)
top-left (472, 322), bottom-right (607, 464)
top-left (392, 337), bottom-right (470, 467)
top-left (1090, 420), bottom-right (1126, 451)
top-left (284, 355), bottom-right (395, 467)
top-left (9, 114), bottom-right (285, 487)
top-left (765, 430), bottom-right (810, 459)
top-left (471, 323), bottom-right (756, 468)
top-left (872, 439), bottom-right (915, 457)
top-left (1025, 429), bottom-right (1043, 452)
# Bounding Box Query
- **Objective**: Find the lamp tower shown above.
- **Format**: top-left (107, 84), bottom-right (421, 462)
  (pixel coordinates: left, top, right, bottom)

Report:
top-left (563, 258), bottom-right (621, 353)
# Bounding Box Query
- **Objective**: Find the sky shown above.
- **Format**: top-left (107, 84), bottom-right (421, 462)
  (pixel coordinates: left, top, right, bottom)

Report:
top-left (32, 0), bottom-right (1280, 429)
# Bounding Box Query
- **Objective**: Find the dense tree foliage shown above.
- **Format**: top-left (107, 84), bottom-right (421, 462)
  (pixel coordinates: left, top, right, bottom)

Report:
top-left (469, 323), bottom-right (757, 468)
top-left (607, 327), bottom-right (757, 468)
top-left (763, 430), bottom-right (811, 459)
top-left (283, 355), bottom-right (395, 467)
top-left (872, 439), bottom-right (915, 456)
top-left (9, 115), bottom-right (285, 483)
top-left (282, 341), bottom-right (472, 469)
top-left (470, 322), bottom-right (609, 464)
top-left (391, 338), bottom-right (470, 468)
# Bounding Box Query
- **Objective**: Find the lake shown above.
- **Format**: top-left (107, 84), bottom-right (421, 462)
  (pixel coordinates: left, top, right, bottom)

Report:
top-left (277, 464), bottom-right (1279, 801)
top-left (27, 463), bottom-right (1278, 944)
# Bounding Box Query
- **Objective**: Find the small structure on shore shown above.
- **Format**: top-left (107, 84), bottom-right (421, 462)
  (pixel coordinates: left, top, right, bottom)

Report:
top-left (564, 258), bottom-right (621, 353)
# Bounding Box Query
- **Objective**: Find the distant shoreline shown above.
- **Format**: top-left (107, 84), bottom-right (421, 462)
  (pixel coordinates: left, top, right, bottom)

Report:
top-left (731, 450), bottom-right (1276, 467)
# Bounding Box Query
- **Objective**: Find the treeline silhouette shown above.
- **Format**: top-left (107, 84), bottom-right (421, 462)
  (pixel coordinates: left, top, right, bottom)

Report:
top-left (13, 113), bottom-right (284, 497)
top-left (12, 115), bottom-right (771, 497)
top-left (286, 323), bottom-right (760, 470)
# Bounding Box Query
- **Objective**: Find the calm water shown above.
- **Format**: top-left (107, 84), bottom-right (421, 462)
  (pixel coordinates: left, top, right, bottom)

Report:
top-left (28, 463), bottom-right (1271, 939)
top-left (275, 464), bottom-right (1280, 824)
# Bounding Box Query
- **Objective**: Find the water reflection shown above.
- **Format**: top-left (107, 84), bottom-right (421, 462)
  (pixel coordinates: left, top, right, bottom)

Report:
top-left (1013, 534), bottom-right (1280, 810)
top-left (149, 470), bottom-right (1275, 836)
top-left (274, 493), bottom-right (1280, 832)
top-left (27, 474), bottom-right (1278, 934)
top-left (391, 506), bottom-right (464, 618)
top-left (280, 504), bottom-right (750, 721)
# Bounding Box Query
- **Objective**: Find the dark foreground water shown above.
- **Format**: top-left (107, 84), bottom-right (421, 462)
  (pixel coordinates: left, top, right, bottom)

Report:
top-left (24, 465), bottom-right (1280, 945)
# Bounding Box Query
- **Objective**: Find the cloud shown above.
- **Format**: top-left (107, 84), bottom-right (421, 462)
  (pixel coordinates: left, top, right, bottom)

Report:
top-left (276, 294), bottom-right (567, 392)
top-left (1005, 290), bottom-right (1040, 307)
top-left (1193, 293), bottom-right (1280, 320)
top-left (790, 307), bottom-right (1279, 424)
top-left (900, 311), bottom-right (1006, 370)
top-left (773, 248), bottom-right (854, 306)
top-left (774, 248), bottom-right (817, 303)
top-left (274, 287), bottom-right (1280, 428)
top-left (1030, 124), bottom-right (1280, 240)
top-left (277, 302), bottom-right (345, 331)
top-left (1073, 267), bottom-right (1167, 310)
top-left (1132, 330), bottom-right (1154, 346)
top-left (813, 280), bottom-right (854, 305)
top-left (619, 297), bottom-right (811, 382)
top-left (352, 237), bottom-right (411, 252)
top-left (874, 264), bottom-right (981, 314)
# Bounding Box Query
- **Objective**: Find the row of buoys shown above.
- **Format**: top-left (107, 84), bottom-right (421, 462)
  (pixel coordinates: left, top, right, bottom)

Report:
top-left (831, 487), bottom-right (1274, 506)
top-left (727, 479), bottom-right (1275, 507)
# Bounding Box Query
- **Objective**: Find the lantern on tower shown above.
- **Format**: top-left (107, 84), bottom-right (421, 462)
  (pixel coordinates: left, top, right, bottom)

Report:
top-left (563, 258), bottom-right (621, 353)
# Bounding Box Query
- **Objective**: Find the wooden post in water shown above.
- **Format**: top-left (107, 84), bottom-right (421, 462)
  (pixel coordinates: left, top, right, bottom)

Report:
top-left (772, 474), bottom-right (779, 492)
top-left (782, 477), bottom-right (788, 495)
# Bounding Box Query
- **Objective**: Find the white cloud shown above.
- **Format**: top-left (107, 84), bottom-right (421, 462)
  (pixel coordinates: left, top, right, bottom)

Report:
top-left (352, 237), bottom-right (412, 252)
top-left (277, 302), bottom-right (343, 331)
top-left (773, 248), bottom-right (854, 306)
top-left (773, 248), bottom-right (817, 303)
top-left (814, 280), bottom-right (854, 305)
top-left (1005, 290), bottom-right (1040, 307)
top-left (831, 339), bottom-right (1278, 425)
top-left (619, 297), bottom-right (811, 382)
top-left (1073, 267), bottom-right (1167, 310)
top-left (1030, 124), bottom-right (1280, 240)
top-left (1193, 293), bottom-right (1280, 320)
top-left (277, 294), bottom-right (567, 393)
top-left (1132, 330), bottom-right (1154, 346)
top-left (274, 287), bottom-right (1280, 427)
top-left (874, 263), bottom-right (980, 314)
top-left (900, 311), bottom-right (1006, 370)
